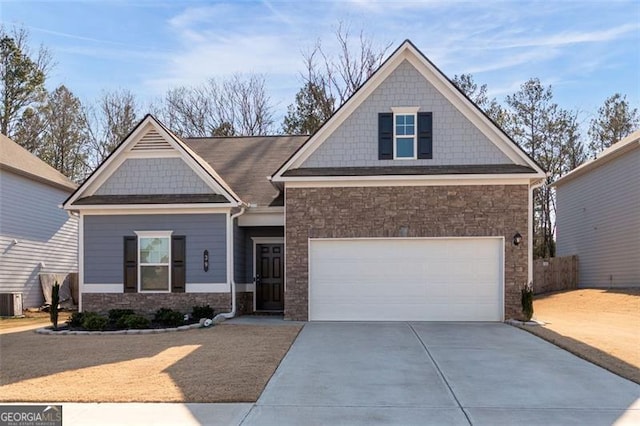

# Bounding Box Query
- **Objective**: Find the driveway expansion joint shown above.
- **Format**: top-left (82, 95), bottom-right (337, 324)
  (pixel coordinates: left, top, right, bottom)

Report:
top-left (407, 322), bottom-right (473, 426)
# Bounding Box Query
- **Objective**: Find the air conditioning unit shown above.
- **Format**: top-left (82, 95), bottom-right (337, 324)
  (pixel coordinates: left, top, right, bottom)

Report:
top-left (0, 293), bottom-right (23, 317)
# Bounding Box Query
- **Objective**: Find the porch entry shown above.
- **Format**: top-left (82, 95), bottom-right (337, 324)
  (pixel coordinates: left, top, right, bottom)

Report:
top-left (255, 243), bottom-right (284, 311)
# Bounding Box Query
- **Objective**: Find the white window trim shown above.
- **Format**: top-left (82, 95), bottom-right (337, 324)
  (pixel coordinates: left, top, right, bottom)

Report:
top-left (391, 107), bottom-right (420, 160)
top-left (135, 230), bottom-right (173, 293)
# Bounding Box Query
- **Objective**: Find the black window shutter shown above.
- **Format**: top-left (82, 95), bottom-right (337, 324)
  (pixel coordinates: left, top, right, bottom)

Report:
top-left (378, 112), bottom-right (394, 160)
top-left (417, 112), bottom-right (433, 159)
top-left (123, 236), bottom-right (137, 293)
top-left (171, 236), bottom-right (186, 293)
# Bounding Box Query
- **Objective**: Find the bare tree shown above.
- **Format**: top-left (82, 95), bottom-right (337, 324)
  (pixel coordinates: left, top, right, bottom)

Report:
top-left (282, 23), bottom-right (390, 134)
top-left (308, 22), bottom-right (391, 105)
top-left (86, 89), bottom-right (138, 167)
top-left (0, 25), bottom-right (53, 138)
top-left (154, 73), bottom-right (274, 137)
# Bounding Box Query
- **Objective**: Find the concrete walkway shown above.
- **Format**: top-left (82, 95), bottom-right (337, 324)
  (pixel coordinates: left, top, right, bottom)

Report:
top-left (16, 323), bottom-right (640, 425)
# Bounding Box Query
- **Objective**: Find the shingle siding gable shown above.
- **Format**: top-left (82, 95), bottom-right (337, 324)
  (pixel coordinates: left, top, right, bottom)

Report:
top-left (95, 158), bottom-right (213, 196)
top-left (301, 60), bottom-right (511, 168)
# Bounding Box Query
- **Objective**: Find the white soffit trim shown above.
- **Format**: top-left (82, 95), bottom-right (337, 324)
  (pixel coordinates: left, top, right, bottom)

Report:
top-left (186, 283), bottom-right (230, 293)
top-left (80, 207), bottom-right (233, 215)
top-left (238, 211), bottom-right (284, 226)
top-left (272, 41), bottom-right (545, 180)
top-left (82, 284), bottom-right (123, 293)
top-left (64, 115), bottom-right (241, 209)
top-left (284, 175), bottom-right (534, 188)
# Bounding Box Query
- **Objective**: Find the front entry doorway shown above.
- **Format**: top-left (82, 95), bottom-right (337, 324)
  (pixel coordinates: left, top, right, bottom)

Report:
top-left (255, 243), bottom-right (284, 311)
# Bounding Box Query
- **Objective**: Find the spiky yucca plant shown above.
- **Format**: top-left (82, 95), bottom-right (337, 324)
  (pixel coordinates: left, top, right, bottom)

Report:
top-left (50, 282), bottom-right (60, 330)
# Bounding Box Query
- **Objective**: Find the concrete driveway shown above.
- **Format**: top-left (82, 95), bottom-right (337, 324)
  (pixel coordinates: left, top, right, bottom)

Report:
top-left (244, 322), bottom-right (640, 425)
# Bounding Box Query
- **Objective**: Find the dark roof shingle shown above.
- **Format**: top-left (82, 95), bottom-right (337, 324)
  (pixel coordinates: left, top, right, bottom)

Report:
top-left (183, 135), bottom-right (308, 206)
top-left (74, 194), bottom-right (229, 205)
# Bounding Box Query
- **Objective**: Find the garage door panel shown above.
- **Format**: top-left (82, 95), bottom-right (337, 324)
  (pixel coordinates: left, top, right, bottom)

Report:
top-left (309, 238), bottom-right (503, 321)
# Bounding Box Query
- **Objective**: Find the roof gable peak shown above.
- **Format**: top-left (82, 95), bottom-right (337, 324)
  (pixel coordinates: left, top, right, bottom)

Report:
top-left (272, 39), bottom-right (545, 180)
top-left (63, 114), bottom-right (241, 209)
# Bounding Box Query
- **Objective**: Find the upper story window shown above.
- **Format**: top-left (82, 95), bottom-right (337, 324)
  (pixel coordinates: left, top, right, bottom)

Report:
top-left (379, 107), bottom-right (432, 160)
top-left (394, 113), bottom-right (416, 159)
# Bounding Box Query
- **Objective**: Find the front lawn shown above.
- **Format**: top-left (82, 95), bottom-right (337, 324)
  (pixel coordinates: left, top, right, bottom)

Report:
top-left (0, 323), bottom-right (301, 402)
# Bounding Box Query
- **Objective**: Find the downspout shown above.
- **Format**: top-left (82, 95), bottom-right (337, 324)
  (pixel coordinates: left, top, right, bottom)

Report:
top-left (215, 204), bottom-right (247, 322)
top-left (528, 177), bottom-right (546, 285)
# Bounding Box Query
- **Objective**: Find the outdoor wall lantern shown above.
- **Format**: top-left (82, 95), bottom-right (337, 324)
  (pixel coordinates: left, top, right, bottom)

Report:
top-left (513, 232), bottom-right (523, 246)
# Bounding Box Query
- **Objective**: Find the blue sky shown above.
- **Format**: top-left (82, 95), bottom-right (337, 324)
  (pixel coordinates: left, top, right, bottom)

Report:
top-left (2, 0), bottom-right (639, 128)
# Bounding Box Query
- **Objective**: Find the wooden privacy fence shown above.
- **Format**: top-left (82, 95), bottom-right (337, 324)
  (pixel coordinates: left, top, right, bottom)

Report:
top-left (533, 255), bottom-right (579, 295)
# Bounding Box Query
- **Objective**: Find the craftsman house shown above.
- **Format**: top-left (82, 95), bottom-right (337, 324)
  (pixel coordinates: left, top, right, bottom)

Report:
top-left (63, 40), bottom-right (545, 321)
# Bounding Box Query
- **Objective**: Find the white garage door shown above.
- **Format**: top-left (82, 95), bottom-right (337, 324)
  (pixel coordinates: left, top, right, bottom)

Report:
top-left (309, 238), bottom-right (503, 321)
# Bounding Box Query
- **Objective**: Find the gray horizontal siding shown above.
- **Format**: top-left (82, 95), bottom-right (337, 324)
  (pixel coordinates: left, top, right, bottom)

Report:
top-left (0, 170), bottom-right (78, 308)
top-left (302, 60), bottom-right (511, 168)
top-left (83, 214), bottom-right (227, 287)
top-left (556, 148), bottom-right (640, 287)
top-left (95, 158), bottom-right (213, 195)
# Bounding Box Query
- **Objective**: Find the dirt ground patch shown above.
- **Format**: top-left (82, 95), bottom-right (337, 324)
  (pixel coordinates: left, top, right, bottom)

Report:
top-left (0, 311), bottom-right (71, 331)
top-left (518, 289), bottom-right (640, 384)
top-left (0, 324), bottom-right (301, 402)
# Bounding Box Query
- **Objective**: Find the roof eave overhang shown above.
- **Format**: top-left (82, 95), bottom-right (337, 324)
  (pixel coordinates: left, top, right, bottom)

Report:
top-left (1, 164), bottom-right (77, 192)
top-left (64, 202), bottom-right (239, 211)
top-left (274, 172), bottom-right (545, 182)
top-left (552, 141), bottom-right (638, 188)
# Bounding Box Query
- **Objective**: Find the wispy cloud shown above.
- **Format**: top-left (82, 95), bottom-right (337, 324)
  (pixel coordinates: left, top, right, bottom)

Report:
top-left (5, 0), bottom-right (636, 118)
top-left (492, 23), bottom-right (639, 50)
top-left (466, 47), bottom-right (562, 74)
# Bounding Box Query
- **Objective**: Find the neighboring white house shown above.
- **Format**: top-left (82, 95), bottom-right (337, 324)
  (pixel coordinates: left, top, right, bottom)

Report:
top-left (0, 134), bottom-right (78, 310)
top-left (553, 130), bottom-right (640, 288)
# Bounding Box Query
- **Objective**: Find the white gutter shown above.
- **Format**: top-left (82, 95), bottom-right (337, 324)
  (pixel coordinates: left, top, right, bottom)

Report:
top-left (215, 205), bottom-right (247, 322)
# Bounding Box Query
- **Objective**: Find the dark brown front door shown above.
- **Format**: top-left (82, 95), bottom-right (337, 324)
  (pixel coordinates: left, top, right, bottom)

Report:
top-left (256, 244), bottom-right (284, 311)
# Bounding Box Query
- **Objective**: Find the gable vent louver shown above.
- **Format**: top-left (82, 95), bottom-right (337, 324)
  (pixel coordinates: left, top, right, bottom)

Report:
top-left (132, 128), bottom-right (173, 151)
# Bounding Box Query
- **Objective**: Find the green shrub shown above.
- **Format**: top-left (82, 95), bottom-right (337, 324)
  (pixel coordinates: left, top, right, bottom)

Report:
top-left (191, 304), bottom-right (214, 320)
top-left (50, 282), bottom-right (60, 330)
top-left (82, 312), bottom-right (109, 331)
top-left (117, 314), bottom-right (150, 330)
top-left (521, 282), bottom-right (534, 321)
top-left (108, 309), bottom-right (135, 322)
top-left (153, 308), bottom-right (184, 327)
top-left (68, 311), bottom-right (85, 328)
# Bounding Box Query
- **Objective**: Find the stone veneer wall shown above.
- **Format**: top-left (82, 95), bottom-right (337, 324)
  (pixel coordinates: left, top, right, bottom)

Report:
top-left (83, 293), bottom-right (231, 316)
top-left (83, 292), bottom-right (255, 317)
top-left (284, 185), bottom-right (529, 321)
